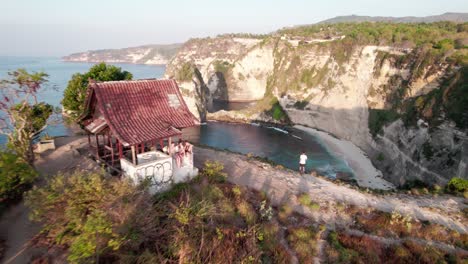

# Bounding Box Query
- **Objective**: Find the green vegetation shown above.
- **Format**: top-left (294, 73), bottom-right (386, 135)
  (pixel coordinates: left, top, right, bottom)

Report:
top-left (368, 109), bottom-right (400, 136)
top-left (213, 60), bottom-right (234, 74)
top-left (0, 69), bottom-right (53, 165)
top-left (446, 177), bottom-right (468, 195)
top-left (25, 171), bottom-right (139, 263)
top-left (376, 153), bottom-right (385, 162)
top-left (422, 141), bottom-right (434, 160)
top-left (23, 159), bottom-right (468, 263)
top-left (274, 22), bottom-right (467, 136)
top-left (326, 231), bottom-right (464, 264)
top-left (293, 100), bottom-right (309, 110)
top-left (391, 66), bottom-right (468, 130)
top-left (278, 22), bottom-right (467, 49)
top-left (216, 33), bottom-right (269, 39)
top-left (268, 97), bottom-right (289, 122)
top-left (0, 152), bottom-right (37, 208)
top-left (297, 193), bottom-right (320, 211)
top-left (286, 227), bottom-right (318, 263)
top-left (62, 63), bottom-right (132, 119)
top-left (175, 61), bottom-right (194, 82)
top-left (25, 162), bottom-right (290, 263)
top-left (445, 67), bottom-right (468, 129)
top-left (346, 206), bottom-right (468, 250)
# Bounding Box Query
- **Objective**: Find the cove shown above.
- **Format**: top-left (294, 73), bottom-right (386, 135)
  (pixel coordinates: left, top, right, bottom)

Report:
top-left (182, 122), bottom-right (355, 179)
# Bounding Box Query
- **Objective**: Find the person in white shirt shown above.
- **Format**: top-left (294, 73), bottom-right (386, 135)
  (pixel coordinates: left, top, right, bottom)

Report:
top-left (299, 151), bottom-right (307, 174)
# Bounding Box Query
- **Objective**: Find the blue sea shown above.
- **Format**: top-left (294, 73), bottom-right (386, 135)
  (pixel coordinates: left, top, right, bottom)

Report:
top-left (0, 56), bottom-right (354, 178)
top-left (0, 56), bottom-right (165, 145)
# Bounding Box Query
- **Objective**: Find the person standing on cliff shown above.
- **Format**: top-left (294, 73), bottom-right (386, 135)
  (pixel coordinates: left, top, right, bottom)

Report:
top-left (299, 151), bottom-right (307, 174)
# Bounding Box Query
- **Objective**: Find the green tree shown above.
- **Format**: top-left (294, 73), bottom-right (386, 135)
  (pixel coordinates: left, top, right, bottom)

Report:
top-left (62, 63), bottom-right (133, 119)
top-left (0, 151), bottom-right (37, 204)
top-left (0, 69), bottom-right (53, 165)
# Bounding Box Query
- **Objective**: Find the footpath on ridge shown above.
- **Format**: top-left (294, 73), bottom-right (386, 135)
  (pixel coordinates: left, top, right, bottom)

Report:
top-left (194, 147), bottom-right (467, 234)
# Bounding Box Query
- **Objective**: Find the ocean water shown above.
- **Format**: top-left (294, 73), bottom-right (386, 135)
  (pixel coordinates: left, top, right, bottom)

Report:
top-left (183, 122), bottom-right (354, 179)
top-left (0, 56), bottom-right (165, 145)
top-left (0, 57), bottom-right (354, 178)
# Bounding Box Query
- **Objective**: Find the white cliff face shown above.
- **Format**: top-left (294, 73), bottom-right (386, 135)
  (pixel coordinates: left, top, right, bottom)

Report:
top-left (280, 46), bottom-right (380, 149)
top-left (166, 36), bottom-right (467, 186)
top-left (166, 37), bottom-right (273, 102)
top-left (63, 44), bottom-right (181, 65)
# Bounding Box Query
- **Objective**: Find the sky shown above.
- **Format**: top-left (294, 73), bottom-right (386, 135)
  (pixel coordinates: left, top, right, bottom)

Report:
top-left (1, 0), bottom-right (467, 57)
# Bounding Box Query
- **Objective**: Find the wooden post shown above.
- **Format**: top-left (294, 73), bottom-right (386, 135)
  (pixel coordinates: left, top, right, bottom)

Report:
top-left (118, 140), bottom-right (123, 159)
top-left (131, 145), bottom-right (137, 165)
top-left (141, 143), bottom-right (145, 153)
top-left (95, 134), bottom-right (100, 158)
top-left (109, 133), bottom-right (114, 165)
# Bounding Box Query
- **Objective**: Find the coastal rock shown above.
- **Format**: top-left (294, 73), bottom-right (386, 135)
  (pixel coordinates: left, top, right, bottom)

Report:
top-left (166, 35), bottom-right (467, 187)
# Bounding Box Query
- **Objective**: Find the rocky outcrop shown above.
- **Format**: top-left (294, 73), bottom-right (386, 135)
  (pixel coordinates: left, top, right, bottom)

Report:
top-left (165, 34), bottom-right (467, 187)
top-left (63, 44), bottom-right (181, 65)
top-left (165, 37), bottom-right (274, 102)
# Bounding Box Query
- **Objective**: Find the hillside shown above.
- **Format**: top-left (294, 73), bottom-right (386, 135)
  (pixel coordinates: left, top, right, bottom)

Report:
top-left (166, 21), bottom-right (468, 187)
top-left (317, 12), bottom-right (468, 24)
top-left (62, 43), bottom-right (182, 65)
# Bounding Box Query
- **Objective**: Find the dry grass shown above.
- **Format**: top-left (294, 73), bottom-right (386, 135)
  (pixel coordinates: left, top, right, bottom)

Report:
top-left (297, 193), bottom-right (320, 211)
top-left (286, 226), bottom-right (318, 264)
top-left (325, 231), bottom-right (467, 264)
top-left (278, 204), bottom-right (294, 223)
top-left (352, 209), bottom-right (468, 250)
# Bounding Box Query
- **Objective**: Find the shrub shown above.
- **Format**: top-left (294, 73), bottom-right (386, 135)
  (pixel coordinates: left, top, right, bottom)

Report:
top-left (200, 160), bottom-right (227, 183)
top-left (266, 97), bottom-right (289, 122)
top-left (446, 177), bottom-right (468, 194)
top-left (25, 171), bottom-right (146, 263)
top-left (0, 151), bottom-right (37, 204)
top-left (175, 62), bottom-right (194, 82)
top-left (297, 193), bottom-right (320, 211)
top-left (278, 204), bottom-right (294, 223)
top-left (287, 226), bottom-right (317, 263)
top-left (213, 60), bottom-right (234, 74)
top-left (293, 100), bottom-right (309, 110)
top-left (368, 108), bottom-right (400, 137)
top-left (237, 200), bottom-right (258, 225)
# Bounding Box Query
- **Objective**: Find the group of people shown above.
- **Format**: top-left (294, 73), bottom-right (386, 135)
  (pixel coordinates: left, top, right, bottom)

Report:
top-left (163, 139), bottom-right (193, 168)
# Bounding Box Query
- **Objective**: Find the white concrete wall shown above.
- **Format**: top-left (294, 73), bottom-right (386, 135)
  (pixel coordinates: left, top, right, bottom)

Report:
top-left (121, 151), bottom-right (198, 194)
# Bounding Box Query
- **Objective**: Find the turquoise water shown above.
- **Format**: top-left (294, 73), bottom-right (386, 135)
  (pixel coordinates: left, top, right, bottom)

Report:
top-left (0, 57), bottom-right (165, 145)
top-left (0, 57), bottom-right (354, 178)
top-left (183, 122), bottom-right (354, 179)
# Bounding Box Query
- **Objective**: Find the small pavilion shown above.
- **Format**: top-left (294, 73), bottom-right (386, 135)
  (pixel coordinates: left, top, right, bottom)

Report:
top-left (79, 79), bottom-right (199, 192)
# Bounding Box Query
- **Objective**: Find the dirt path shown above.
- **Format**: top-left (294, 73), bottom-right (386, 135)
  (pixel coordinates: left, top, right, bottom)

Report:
top-left (0, 136), bottom-right (99, 264)
top-left (194, 147), bottom-right (467, 234)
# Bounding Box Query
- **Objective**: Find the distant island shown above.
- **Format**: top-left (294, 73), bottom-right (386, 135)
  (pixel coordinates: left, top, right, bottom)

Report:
top-left (317, 12), bottom-right (468, 24)
top-left (62, 43), bottom-right (182, 65)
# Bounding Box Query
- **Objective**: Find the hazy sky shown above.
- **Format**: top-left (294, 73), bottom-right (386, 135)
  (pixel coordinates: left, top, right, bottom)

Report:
top-left (1, 0), bottom-right (467, 56)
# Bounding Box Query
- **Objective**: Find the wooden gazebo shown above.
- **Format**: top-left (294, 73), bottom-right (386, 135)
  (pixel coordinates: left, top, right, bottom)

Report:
top-left (79, 79), bottom-right (199, 191)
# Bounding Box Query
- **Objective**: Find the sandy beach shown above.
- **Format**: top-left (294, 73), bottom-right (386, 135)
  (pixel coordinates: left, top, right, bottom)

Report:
top-left (295, 125), bottom-right (395, 191)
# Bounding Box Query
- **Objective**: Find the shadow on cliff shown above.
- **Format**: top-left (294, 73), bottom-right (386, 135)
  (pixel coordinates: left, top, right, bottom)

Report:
top-left (280, 100), bottom-right (467, 186)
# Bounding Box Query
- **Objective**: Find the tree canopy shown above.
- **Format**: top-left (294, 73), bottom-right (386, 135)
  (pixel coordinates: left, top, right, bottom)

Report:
top-left (0, 69), bottom-right (53, 165)
top-left (62, 63), bottom-right (133, 119)
top-left (0, 151), bottom-right (37, 205)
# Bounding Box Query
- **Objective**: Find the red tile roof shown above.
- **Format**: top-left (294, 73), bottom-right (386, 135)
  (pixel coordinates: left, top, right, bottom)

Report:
top-left (82, 79), bottom-right (199, 146)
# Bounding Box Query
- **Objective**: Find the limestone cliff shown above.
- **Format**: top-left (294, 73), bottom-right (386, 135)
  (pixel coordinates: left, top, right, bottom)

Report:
top-left (63, 44), bottom-right (181, 65)
top-left (165, 26), bottom-right (468, 187)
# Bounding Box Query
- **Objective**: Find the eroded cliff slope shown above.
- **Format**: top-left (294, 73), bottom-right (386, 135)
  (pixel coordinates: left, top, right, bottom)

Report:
top-left (166, 23), bottom-right (468, 186)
